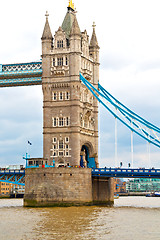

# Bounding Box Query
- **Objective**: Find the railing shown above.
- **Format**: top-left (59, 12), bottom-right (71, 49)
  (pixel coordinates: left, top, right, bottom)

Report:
top-left (0, 170), bottom-right (25, 174)
top-left (92, 168), bottom-right (160, 178)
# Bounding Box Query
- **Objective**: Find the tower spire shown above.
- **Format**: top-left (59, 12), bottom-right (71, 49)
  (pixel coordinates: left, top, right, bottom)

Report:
top-left (41, 11), bottom-right (53, 40)
top-left (45, 11), bottom-right (49, 20)
top-left (90, 22), bottom-right (99, 48)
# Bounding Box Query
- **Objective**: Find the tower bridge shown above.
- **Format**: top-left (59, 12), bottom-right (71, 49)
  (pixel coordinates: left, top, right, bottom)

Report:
top-left (1, 1), bottom-right (160, 206)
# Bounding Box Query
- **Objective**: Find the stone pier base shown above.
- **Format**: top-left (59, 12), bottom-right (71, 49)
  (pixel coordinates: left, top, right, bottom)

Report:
top-left (92, 177), bottom-right (114, 206)
top-left (24, 168), bottom-right (114, 207)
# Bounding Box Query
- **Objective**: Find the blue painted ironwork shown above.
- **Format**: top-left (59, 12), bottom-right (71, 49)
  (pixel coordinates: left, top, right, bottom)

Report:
top-left (80, 73), bottom-right (160, 149)
top-left (0, 77), bottom-right (42, 87)
top-left (0, 170), bottom-right (25, 185)
top-left (0, 61), bottom-right (42, 87)
top-left (24, 152), bottom-right (55, 169)
top-left (1, 167), bottom-right (160, 187)
top-left (2, 62), bottom-right (42, 72)
top-left (92, 168), bottom-right (160, 178)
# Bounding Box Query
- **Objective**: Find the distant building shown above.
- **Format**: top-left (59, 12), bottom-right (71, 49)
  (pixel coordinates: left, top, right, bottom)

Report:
top-left (126, 178), bottom-right (160, 192)
top-left (0, 182), bottom-right (25, 196)
top-left (4, 165), bottom-right (24, 170)
top-left (114, 178), bottom-right (126, 193)
top-left (0, 182), bottom-right (12, 196)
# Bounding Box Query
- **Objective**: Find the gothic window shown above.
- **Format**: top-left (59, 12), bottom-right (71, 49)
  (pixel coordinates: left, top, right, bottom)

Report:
top-left (53, 145), bottom-right (57, 150)
top-left (53, 58), bottom-right (55, 66)
top-left (53, 137), bottom-right (57, 143)
top-left (66, 151), bottom-right (69, 156)
top-left (57, 40), bottom-right (63, 48)
top-left (66, 57), bottom-right (68, 65)
top-left (59, 92), bottom-right (63, 100)
top-left (59, 117), bottom-right (64, 127)
top-left (53, 118), bottom-right (57, 127)
top-left (66, 144), bottom-right (69, 149)
top-left (66, 117), bottom-right (69, 126)
top-left (53, 151), bottom-right (57, 156)
top-left (66, 39), bottom-right (70, 47)
top-left (57, 57), bottom-right (63, 66)
top-left (66, 92), bottom-right (70, 100)
top-left (59, 151), bottom-right (64, 156)
top-left (53, 92), bottom-right (57, 101)
top-left (59, 140), bottom-right (64, 149)
top-left (65, 137), bottom-right (69, 143)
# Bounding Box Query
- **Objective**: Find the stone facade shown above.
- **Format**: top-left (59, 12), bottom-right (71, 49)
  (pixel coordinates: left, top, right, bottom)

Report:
top-left (41, 4), bottom-right (100, 168)
top-left (24, 168), bottom-right (93, 206)
top-left (24, 168), bottom-right (114, 207)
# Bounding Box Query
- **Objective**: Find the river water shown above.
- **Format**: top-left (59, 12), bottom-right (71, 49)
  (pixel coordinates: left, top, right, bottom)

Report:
top-left (0, 197), bottom-right (160, 240)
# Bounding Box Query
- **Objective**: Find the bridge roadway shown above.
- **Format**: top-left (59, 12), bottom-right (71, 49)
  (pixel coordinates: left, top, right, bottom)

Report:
top-left (0, 168), bottom-right (160, 186)
top-left (92, 168), bottom-right (160, 178)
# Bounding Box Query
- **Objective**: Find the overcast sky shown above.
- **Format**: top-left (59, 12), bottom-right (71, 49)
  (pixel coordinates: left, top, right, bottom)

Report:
top-left (1, 0), bottom-right (160, 168)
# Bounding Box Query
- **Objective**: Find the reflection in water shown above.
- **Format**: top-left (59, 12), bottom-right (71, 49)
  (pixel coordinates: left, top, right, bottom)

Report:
top-left (0, 197), bottom-right (160, 240)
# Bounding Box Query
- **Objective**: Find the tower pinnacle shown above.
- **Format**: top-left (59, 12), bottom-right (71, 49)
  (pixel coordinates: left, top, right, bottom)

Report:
top-left (90, 21), bottom-right (99, 48)
top-left (92, 22), bottom-right (96, 30)
top-left (68, 0), bottom-right (74, 11)
top-left (45, 11), bottom-right (49, 20)
top-left (41, 11), bottom-right (53, 40)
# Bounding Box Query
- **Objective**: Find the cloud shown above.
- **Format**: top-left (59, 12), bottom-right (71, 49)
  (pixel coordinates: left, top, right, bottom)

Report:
top-left (1, 0), bottom-right (160, 168)
top-left (0, 86), bottom-right (43, 166)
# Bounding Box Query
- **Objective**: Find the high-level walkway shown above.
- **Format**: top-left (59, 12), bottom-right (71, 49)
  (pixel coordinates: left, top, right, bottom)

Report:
top-left (0, 62), bottom-right (42, 87)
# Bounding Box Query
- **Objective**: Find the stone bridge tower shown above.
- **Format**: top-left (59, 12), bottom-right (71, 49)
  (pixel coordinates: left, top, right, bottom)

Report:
top-left (41, 2), bottom-right (100, 168)
top-left (24, 2), bottom-right (114, 207)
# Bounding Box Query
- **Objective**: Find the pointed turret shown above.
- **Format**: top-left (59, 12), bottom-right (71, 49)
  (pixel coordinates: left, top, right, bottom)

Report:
top-left (89, 22), bottom-right (100, 85)
top-left (41, 12), bottom-right (53, 55)
top-left (41, 11), bottom-right (53, 40)
top-left (89, 22), bottom-right (99, 49)
top-left (69, 14), bottom-right (81, 76)
top-left (70, 15), bottom-right (81, 36)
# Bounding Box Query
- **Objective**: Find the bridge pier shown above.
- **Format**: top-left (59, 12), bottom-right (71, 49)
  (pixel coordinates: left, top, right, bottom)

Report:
top-left (24, 168), bottom-right (114, 207)
top-left (92, 177), bottom-right (114, 205)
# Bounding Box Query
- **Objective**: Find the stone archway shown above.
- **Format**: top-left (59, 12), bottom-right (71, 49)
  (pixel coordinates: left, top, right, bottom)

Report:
top-left (80, 142), bottom-right (96, 168)
top-left (57, 158), bottom-right (65, 167)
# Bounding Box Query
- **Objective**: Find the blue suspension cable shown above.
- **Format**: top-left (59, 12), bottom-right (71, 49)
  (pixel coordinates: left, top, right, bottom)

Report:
top-left (79, 73), bottom-right (160, 148)
top-left (80, 74), bottom-right (160, 143)
top-left (99, 83), bottom-right (160, 132)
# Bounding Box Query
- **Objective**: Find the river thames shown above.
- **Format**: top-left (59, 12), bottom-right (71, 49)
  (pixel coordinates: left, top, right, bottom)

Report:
top-left (0, 197), bottom-right (160, 240)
